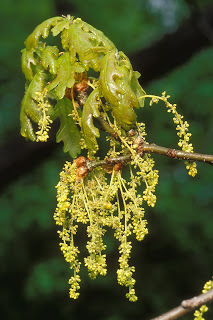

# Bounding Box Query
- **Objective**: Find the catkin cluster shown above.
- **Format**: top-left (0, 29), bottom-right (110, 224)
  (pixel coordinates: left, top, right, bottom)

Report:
top-left (148, 91), bottom-right (197, 177)
top-left (54, 145), bottom-right (158, 301)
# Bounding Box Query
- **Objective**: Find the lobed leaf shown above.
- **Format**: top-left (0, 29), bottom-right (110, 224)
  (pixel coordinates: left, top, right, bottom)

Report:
top-left (82, 88), bottom-right (101, 150)
top-left (99, 51), bottom-right (124, 106)
top-left (116, 51), bottom-right (139, 108)
top-left (25, 16), bottom-right (64, 50)
top-left (48, 52), bottom-right (85, 99)
top-left (51, 16), bottom-right (73, 37)
top-left (20, 71), bottom-right (47, 140)
top-left (21, 48), bottom-right (37, 81)
top-left (61, 18), bottom-right (116, 71)
top-left (112, 100), bottom-right (136, 131)
top-left (131, 71), bottom-right (146, 108)
top-left (54, 98), bottom-right (81, 157)
top-left (99, 51), bottom-right (138, 130)
top-left (37, 45), bottom-right (59, 75)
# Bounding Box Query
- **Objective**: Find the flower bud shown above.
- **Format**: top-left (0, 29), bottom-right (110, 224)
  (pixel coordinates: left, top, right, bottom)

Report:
top-left (74, 156), bottom-right (87, 167)
top-left (76, 165), bottom-right (89, 181)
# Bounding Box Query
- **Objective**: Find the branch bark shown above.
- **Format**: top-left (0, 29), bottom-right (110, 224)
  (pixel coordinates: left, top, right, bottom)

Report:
top-left (86, 142), bottom-right (213, 172)
top-left (150, 288), bottom-right (213, 320)
top-left (142, 143), bottom-right (213, 165)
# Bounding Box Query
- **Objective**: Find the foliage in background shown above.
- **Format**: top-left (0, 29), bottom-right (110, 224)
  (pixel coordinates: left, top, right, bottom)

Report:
top-left (70, 0), bottom-right (190, 53)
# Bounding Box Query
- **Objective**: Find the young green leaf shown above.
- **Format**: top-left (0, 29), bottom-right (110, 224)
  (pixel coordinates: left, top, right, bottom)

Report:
top-left (99, 51), bottom-right (125, 106)
top-left (116, 51), bottom-right (139, 108)
top-left (21, 48), bottom-right (37, 81)
top-left (82, 88), bottom-right (101, 151)
top-left (99, 51), bottom-right (138, 129)
top-left (54, 98), bottom-right (81, 157)
top-left (48, 52), bottom-right (85, 99)
top-left (61, 18), bottom-right (116, 71)
top-left (131, 71), bottom-right (146, 108)
top-left (25, 16), bottom-right (64, 50)
top-left (20, 112), bottom-right (36, 141)
top-left (37, 45), bottom-right (59, 75)
top-left (20, 71), bottom-right (47, 140)
top-left (51, 16), bottom-right (73, 36)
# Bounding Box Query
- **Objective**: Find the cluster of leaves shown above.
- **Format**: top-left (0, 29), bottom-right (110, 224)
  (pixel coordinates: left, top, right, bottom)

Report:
top-left (20, 15), bottom-right (145, 157)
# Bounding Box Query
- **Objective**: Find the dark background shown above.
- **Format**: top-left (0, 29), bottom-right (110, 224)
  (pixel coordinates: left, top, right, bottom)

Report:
top-left (1, 0), bottom-right (213, 319)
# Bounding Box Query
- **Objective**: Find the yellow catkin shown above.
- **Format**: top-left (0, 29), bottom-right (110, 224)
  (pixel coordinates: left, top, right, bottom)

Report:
top-left (34, 89), bottom-right (53, 142)
top-left (144, 91), bottom-right (197, 177)
top-left (54, 152), bottom-right (153, 301)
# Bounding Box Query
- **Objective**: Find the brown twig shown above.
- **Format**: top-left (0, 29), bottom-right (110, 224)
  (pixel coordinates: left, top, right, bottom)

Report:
top-left (96, 117), bottom-right (213, 166)
top-left (150, 289), bottom-right (213, 320)
top-left (86, 142), bottom-right (213, 172)
top-left (86, 154), bottom-right (131, 171)
top-left (142, 143), bottom-right (213, 165)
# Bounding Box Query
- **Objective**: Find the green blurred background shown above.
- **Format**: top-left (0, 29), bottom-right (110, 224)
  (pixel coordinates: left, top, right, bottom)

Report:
top-left (1, 0), bottom-right (213, 319)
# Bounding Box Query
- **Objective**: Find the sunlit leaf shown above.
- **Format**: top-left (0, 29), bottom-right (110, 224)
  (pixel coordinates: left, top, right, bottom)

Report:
top-left (99, 51), bottom-right (124, 106)
top-left (51, 17), bottom-right (72, 36)
top-left (61, 18), bottom-right (116, 71)
top-left (99, 51), bottom-right (138, 129)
